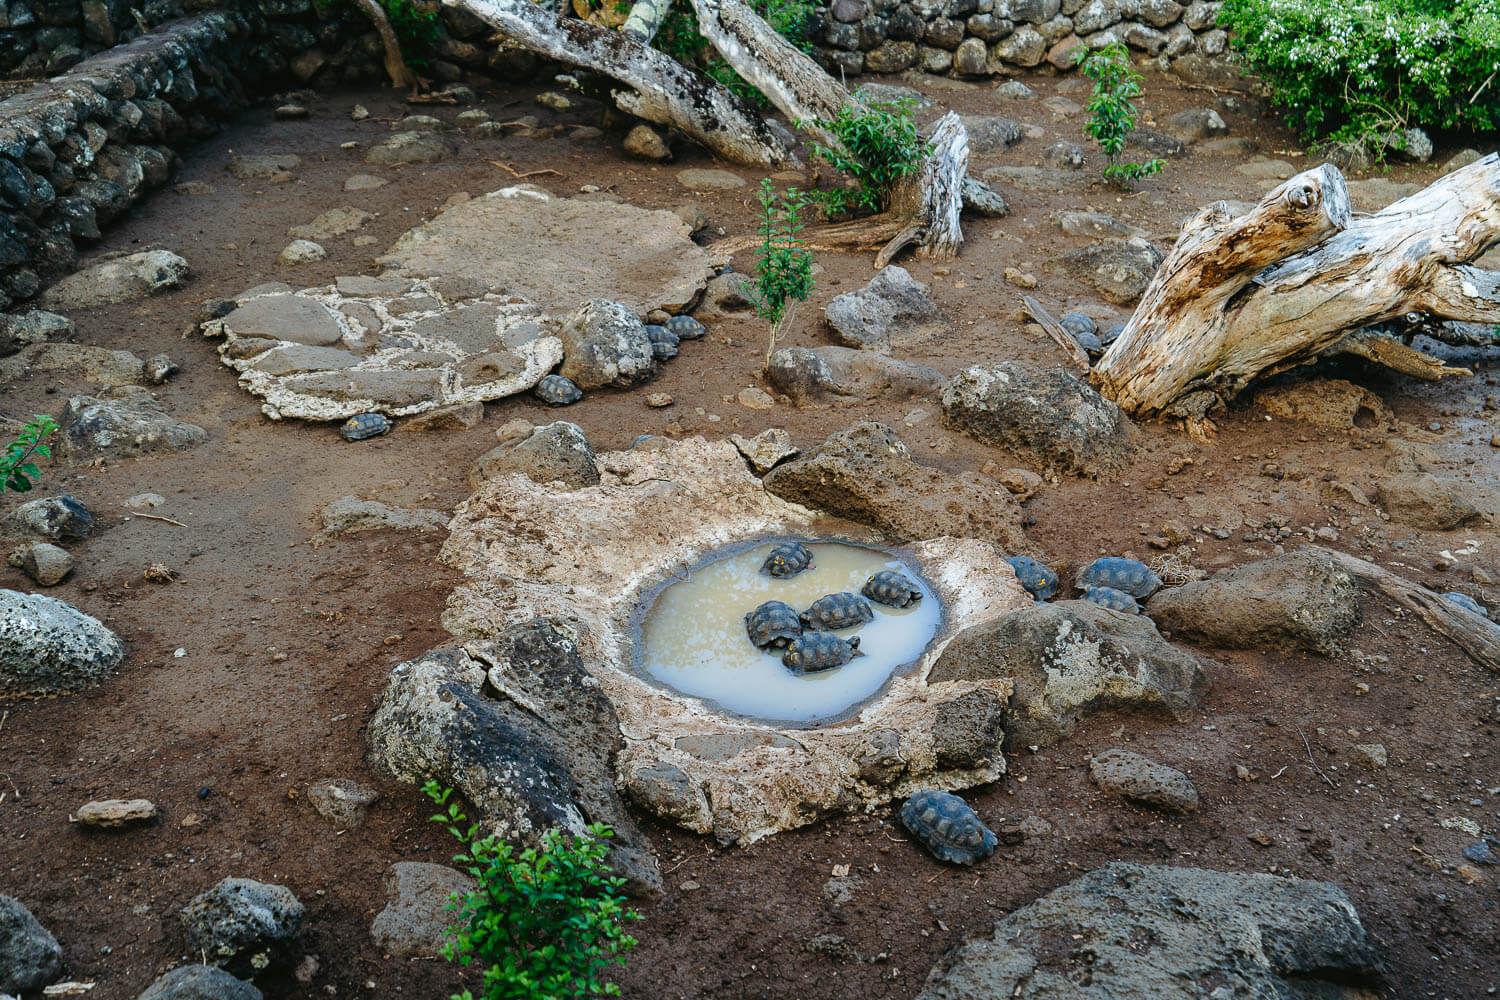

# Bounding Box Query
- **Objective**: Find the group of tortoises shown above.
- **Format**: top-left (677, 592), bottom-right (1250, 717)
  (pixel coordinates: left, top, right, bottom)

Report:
top-left (1004, 554), bottom-right (1163, 614)
top-left (743, 542), bottom-right (924, 675)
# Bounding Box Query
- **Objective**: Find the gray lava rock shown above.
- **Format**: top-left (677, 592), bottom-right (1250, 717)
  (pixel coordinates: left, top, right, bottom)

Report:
top-left (39, 250), bottom-right (190, 310)
top-left (365, 131), bottom-right (455, 166)
top-left (470, 421), bottom-right (599, 490)
top-left (623, 124), bottom-right (671, 161)
top-left (306, 778), bottom-right (380, 827)
top-left (1056, 210), bottom-right (1147, 239)
top-left (959, 115), bottom-right (1024, 154)
top-left (824, 266), bottom-right (948, 353)
top-left (370, 862), bottom-right (477, 959)
top-left (1384, 126), bottom-right (1433, 163)
top-left (57, 389), bottom-right (207, 464)
top-left (0, 589), bottom-right (124, 696)
top-left (1147, 551), bottom-right (1359, 656)
top-left (318, 497), bottom-right (447, 537)
top-left (1042, 141), bottom-right (1085, 169)
top-left (8, 541), bottom-right (74, 585)
top-left (134, 965), bottom-right (264, 1000)
top-left (1167, 107), bottom-right (1228, 142)
top-left (731, 427), bottom-right (799, 474)
top-left (929, 600), bottom-right (1206, 748)
top-left (1089, 748), bottom-right (1199, 812)
top-left (0, 895), bottom-right (62, 995)
top-left (942, 362), bottom-right (1135, 478)
top-left (0, 310), bottom-right (73, 357)
top-left (179, 879), bottom-right (305, 977)
top-left (766, 345), bottom-right (943, 407)
top-left (960, 176), bottom-right (1010, 217)
top-left (764, 422), bottom-right (1028, 550)
top-left (1377, 473), bottom-right (1482, 530)
top-left (0, 493), bottom-right (93, 544)
top-left (557, 299), bottom-right (655, 390)
top-left (916, 862), bottom-right (1384, 999)
top-left (1055, 237), bottom-right (1164, 304)
top-left (368, 622), bottom-right (663, 897)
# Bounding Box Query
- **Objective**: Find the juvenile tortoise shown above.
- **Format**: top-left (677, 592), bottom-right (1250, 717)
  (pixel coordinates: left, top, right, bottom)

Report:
top-left (666, 314), bottom-right (706, 340)
top-left (761, 541), bottom-right (814, 578)
top-left (1080, 585), bottom-right (1141, 614)
top-left (801, 592), bottom-right (875, 631)
top-left (645, 324), bottom-right (680, 361)
top-left (1075, 557), bottom-right (1161, 600)
top-left (534, 374), bottom-right (583, 406)
top-left (340, 412), bottom-right (391, 441)
top-left (782, 632), bottom-right (860, 673)
top-left (745, 600), bottom-right (803, 649)
top-left (900, 789), bottom-right (997, 866)
top-left (1443, 592), bottom-right (1490, 618)
top-left (862, 570), bottom-right (923, 609)
top-left (1004, 555), bottom-right (1059, 601)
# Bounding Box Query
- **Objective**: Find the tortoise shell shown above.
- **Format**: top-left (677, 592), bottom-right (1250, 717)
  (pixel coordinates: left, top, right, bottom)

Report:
top-left (745, 600), bottom-right (803, 649)
top-left (900, 789), bottom-right (997, 866)
top-left (862, 570), bottom-right (923, 609)
top-left (1059, 312), bottom-right (1097, 338)
top-left (1004, 556), bottom-right (1059, 601)
top-left (761, 541), bottom-right (813, 578)
top-left (666, 315), bottom-right (706, 340)
top-left (645, 324), bottom-right (679, 361)
top-left (340, 412), bottom-right (391, 441)
top-left (1075, 557), bottom-right (1162, 600)
top-left (1080, 585), bottom-right (1141, 614)
top-left (534, 374), bottom-right (583, 406)
top-left (1443, 592), bottom-right (1489, 618)
top-left (801, 592), bottom-right (876, 631)
top-left (782, 632), bottom-right (860, 673)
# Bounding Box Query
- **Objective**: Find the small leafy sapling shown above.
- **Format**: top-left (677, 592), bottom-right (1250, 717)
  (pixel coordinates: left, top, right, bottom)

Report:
top-left (806, 95), bottom-right (925, 216)
top-left (747, 178), bottom-right (815, 365)
top-left (1074, 43), bottom-right (1165, 189)
top-left (1, 414), bottom-right (59, 494)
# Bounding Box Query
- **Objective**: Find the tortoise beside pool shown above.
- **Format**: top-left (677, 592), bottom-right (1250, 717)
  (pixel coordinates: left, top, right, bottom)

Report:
top-left (901, 789), bottom-right (996, 866)
top-left (861, 570), bottom-right (922, 609)
top-left (340, 412), bottom-right (390, 441)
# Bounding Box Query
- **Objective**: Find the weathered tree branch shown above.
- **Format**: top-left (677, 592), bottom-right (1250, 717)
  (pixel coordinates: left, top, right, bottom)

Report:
top-left (621, 0), bottom-right (673, 41)
top-left (352, 0), bottom-right (418, 89)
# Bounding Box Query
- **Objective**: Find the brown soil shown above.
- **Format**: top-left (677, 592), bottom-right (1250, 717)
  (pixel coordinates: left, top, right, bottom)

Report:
top-left (2, 71), bottom-right (1498, 1000)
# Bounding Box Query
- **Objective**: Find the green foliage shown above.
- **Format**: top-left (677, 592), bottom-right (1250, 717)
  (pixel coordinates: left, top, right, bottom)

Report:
top-left (807, 94), bottom-right (926, 216)
top-left (747, 179), bottom-right (815, 362)
top-left (316, 0), bottom-right (440, 68)
top-left (1218, 0), bottom-right (1500, 151)
top-left (1, 415), bottom-right (59, 494)
top-left (424, 782), bottom-right (640, 1000)
top-left (1074, 43), bottom-right (1165, 189)
top-left (654, 0), bottom-right (817, 104)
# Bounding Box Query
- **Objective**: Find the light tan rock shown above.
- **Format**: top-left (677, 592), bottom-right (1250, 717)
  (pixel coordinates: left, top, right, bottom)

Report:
top-left (75, 798), bottom-right (158, 828)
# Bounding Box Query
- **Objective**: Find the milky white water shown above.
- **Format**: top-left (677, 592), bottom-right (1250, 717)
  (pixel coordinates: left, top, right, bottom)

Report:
top-left (636, 541), bottom-right (942, 724)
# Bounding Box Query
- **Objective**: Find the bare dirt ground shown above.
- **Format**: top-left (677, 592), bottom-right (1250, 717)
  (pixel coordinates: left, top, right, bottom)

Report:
top-left (2, 69), bottom-right (1498, 1000)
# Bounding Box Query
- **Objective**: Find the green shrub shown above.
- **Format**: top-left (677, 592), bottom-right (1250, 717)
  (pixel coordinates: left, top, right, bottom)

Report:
top-left (424, 782), bottom-right (640, 1000)
top-left (1, 415), bottom-right (59, 494)
top-left (1074, 43), bottom-right (1165, 189)
top-left (807, 94), bottom-right (926, 216)
top-left (1219, 0), bottom-right (1500, 149)
top-left (654, 0), bottom-right (817, 104)
top-left (747, 179), bottom-right (815, 363)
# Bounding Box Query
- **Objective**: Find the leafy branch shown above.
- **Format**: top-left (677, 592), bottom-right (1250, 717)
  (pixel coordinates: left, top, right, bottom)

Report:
top-left (1, 414), bottom-right (59, 494)
top-left (747, 179), bottom-right (815, 366)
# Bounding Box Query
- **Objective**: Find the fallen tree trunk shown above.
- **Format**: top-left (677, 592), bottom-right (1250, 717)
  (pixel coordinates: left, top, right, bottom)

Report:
top-left (352, 0), bottom-right (418, 89)
top-left (444, 0), bottom-right (797, 167)
top-left (1094, 154), bottom-right (1500, 438)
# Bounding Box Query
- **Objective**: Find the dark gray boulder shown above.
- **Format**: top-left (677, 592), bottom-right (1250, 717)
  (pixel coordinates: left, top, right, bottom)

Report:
top-left (1089, 748), bottom-right (1199, 812)
top-left (823, 265), bottom-right (948, 353)
top-left (367, 620), bottom-right (662, 897)
top-left (0, 895), bottom-right (62, 994)
top-left (135, 965), bottom-right (264, 1000)
top-left (469, 421), bottom-right (599, 490)
top-left (369, 862), bottom-right (475, 960)
top-left (766, 346), bottom-right (944, 407)
top-left (556, 298), bottom-right (655, 390)
top-left (1147, 551), bottom-right (1359, 656)
top-left (0, 309), bottom-right (73, 357)
top-left (0, 493), bottom-right (93, 544)
top-left (178, 878), bottom-right (304, 978)
top-left (929, 600), bottom-right (1207, 747)
top-left (917, 862), bottom-right (1384, 999)
top-left (0, 589), bottom-right (124, 696)
top-left (941, 362), bottom-right (1135, 477)
top-left (57, 389), bottom-right (207, 464)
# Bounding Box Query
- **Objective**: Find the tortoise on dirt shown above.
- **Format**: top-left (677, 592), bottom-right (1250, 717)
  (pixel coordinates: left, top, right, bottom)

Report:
top-left (1075, 557), bottom-right (1162, 600)
top-left (900, 789), bottom-right (997, 866)
top-left (1443, 592), bottom-right (1489, 618)
top-left (782, 632), bottom-right (861, 673)
top-left (1080, 585), bottom-right (1141, 614)
top-left (534, 374), bottom-right (583, 406)
top-left (761, 541), bottom-right (813, 578)
top-left (645, 324), bottom-right (680, 361)
top-left (801, 592), bottom-right (876, 631)
top-left (340, 412), bottom-right (391, 441)
top-left (862, 570), bottom-right (923, 609)
top-left (745, 600), bottom-right (803, 649)
top-left (667, 315), bottom-right (706, 340)
top-left (1004, 555), bottom-right (1059, 601)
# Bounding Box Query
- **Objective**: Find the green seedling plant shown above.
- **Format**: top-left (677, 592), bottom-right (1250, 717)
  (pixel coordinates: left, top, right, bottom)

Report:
top-left (1074, 43), bottom-right (1165, 189)
top-left (806, 95), bottom-right (926, 217)
top-left (424, 782), bottom-right (640, 1000)
top-left (747, 179), bottom-right (815, 366)
top-left (1, 415), bottom-right (59, 493)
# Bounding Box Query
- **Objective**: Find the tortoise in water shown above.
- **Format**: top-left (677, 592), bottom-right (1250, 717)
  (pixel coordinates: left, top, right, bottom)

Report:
top-left (1003, 556), bottom-right (1059, 601)
top-left (340, 412), bottom-right (391, 441)
top-left (900, 789), bottom-right (997, 866)
top-left (745, 600), bottom-right (803, 649)
top-left (666, 314), bottom-right (706, 340)
top-left (761, 541), bottom-right (813, 578)
top-left (1075, 557), bottom-right (1162, 600)
top-left (645, 324), bottom-right (680, 361)
top-left (1443, 592), bottom-right (1490, 618)
top-left (801, 592), bottom-right (875, 631)
top-left (782, 632), bottom-right (860, 673)
top-left (1080, 585), bottom-right (1141, 614)
top-left (534, 374), bottom-right (583, 406)
top-left (861, 570), bottom-right (923, 609)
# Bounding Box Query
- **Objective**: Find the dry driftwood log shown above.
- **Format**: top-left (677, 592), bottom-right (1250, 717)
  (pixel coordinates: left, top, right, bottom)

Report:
top-left (1094, 154), bottom-right (1500, 438)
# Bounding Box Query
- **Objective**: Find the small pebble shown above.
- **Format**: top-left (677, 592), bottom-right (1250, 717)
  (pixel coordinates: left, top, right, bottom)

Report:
top-left (275, 104), bottom-right (309, 119)
top-left (645, 393), bottom-right (674, 408)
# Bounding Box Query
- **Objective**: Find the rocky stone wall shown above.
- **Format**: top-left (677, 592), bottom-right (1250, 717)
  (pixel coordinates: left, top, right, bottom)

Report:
top-left (812, 0), bottom-right (1226, 77)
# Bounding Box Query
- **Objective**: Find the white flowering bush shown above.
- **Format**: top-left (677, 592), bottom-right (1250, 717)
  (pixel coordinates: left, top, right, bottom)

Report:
top-left (1220, 0), bottom-right (1500, 149)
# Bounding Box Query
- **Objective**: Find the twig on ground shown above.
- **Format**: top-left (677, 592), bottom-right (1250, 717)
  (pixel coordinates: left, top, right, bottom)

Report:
top-left (133, 513), bottom-right (188, 527)
top-left (1297, 727), bottom-right (1336, 787)
top-left (488, 161), bottom-right (563, 179)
